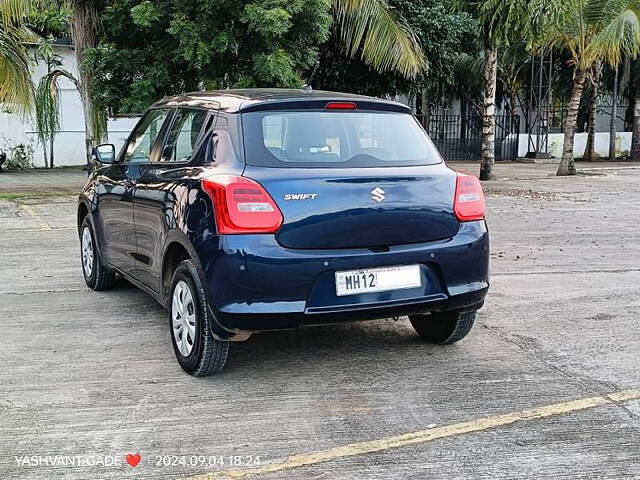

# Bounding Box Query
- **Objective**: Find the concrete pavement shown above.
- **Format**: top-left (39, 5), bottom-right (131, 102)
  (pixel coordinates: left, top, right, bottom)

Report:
top-left (0, 167), bottom-right (87, 194)
top-left (0, 164), bottom-right (639, 479)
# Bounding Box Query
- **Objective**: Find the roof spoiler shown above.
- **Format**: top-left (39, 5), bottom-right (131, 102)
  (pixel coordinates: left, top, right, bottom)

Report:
top-left (240, 99), bottom-right (411, 114)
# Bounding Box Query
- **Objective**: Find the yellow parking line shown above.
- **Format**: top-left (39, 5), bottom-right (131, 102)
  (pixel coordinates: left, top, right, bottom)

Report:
top-left (20, 204), bottom-right (52, 230)
top-left (187, 389), bottom-right (640, 480)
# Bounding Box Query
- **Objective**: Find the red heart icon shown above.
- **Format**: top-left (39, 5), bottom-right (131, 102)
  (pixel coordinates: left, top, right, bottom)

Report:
top-left (125, 453), bottom-right (141, 467)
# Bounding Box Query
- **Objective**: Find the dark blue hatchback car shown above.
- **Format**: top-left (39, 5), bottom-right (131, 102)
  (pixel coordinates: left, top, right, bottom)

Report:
top-left (78, 89), bottom-right (489, 376)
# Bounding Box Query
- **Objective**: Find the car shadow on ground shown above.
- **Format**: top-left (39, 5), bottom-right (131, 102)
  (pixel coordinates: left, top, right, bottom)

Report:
top-left (221, 319), bottom-right (445, 378)
top-left (106, 274), bottom-right (447, 379)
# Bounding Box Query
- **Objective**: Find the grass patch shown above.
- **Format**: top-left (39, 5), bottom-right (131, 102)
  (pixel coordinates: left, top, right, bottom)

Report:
top-left (0, 191), bottom-right (77, 202)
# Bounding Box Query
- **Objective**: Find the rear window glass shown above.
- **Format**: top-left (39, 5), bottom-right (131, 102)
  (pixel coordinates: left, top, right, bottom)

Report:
top-left (242, 110), bottom-right (442, 168)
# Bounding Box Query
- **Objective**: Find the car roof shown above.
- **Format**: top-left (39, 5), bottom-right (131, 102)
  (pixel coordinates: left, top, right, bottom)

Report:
top-left (151, 88), bottom-right (411, 114)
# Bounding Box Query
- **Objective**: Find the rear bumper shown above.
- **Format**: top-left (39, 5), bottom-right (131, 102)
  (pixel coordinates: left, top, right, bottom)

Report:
top-left (198, 221), bottom-right (489, 333)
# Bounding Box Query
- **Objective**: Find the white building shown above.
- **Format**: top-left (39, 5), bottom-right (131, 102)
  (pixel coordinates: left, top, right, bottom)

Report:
top-left (0, 41), bottom-right (138, 168)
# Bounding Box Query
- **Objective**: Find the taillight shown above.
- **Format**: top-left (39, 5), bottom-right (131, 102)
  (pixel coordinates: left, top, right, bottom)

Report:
top-left (202, 175), bottom-right (283, 234)
top-left (453, 173), bottom-right (485, 222)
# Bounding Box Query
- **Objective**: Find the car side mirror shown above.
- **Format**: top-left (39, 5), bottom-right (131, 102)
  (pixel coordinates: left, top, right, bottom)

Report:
top-left (93, 144), bottom-right (116, 164)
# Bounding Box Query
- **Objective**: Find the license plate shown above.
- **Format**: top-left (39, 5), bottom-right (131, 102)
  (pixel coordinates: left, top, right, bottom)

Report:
top-left (335, 265), bottom-right (421, 296)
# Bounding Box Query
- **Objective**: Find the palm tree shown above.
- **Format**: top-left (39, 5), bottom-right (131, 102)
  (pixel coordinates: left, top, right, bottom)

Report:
top-left (0, 0), bottom-right (35, 112)
top-left (455, 0), bottom-right (531, 180)
top-left (34, 36), bottom-right (67, 168)
top-left (537, 0), bottom-right (640, 176)
top-left (583, 61), bottom-right (603, 162)
top-left (332, 0), bottom-right (425, 78)
top-left (64, 0), bottom-right (107, 164)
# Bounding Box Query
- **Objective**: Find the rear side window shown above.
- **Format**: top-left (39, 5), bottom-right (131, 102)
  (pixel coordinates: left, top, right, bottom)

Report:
top-left (160, 108), bottom-right (208, 163)
top-left (242, 110), bottom-right (442, 168)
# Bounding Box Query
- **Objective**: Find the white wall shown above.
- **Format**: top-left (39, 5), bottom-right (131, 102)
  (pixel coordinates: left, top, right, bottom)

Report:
top-left (0, 45), bottom-right (140, 167)
top-left (513, 132), bottom-right (632, 159)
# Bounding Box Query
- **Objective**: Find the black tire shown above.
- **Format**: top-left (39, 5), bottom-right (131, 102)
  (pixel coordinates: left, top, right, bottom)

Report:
top-left (169, 259), bottom-right (229, 376)
top-left (80, 216), bottom-right (116, 291)
top-left (409, 310), bottom-right (477, 345)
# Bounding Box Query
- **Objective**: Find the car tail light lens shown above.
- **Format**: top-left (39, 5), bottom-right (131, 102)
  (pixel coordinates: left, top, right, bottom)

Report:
top-left (202, 175), bottom-right (283, 234)
top-left (453, 173), bottom-right (485, 222)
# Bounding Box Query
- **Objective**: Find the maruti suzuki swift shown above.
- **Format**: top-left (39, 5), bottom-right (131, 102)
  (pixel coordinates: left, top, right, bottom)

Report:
top-left (78, 89), bottom-right (489, 376)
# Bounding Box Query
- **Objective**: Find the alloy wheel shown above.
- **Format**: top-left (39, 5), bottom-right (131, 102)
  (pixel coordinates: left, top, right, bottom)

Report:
top-left (81, 226), bottom-right (94, 278)
top-left (172, 280), bottom-right (197, 357)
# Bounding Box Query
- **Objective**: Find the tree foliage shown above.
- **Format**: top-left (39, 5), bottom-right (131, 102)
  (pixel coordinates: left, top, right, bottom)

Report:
top-left (333, 0), bottom-right (425, 78)
top-left (535, 0), bottom-right (640, 69)
top-left (28, 2), bottom-right (72, 37)
top-left (86, 0), bottom-right (333, 114)
top-left (0, 0), bottom-right (36, 112)
top-left (84, 0), bottom-right (431, 115)
top-left (35, 67), bottom-right (77, 143)
top-left (314, 0), bottom-right (476, 98)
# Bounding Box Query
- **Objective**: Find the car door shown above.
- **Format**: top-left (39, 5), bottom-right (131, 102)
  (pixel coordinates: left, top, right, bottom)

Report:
top-left (97, 108), bottom-right (171, 275)
top-left (132, 107), bottom-right (213, 292)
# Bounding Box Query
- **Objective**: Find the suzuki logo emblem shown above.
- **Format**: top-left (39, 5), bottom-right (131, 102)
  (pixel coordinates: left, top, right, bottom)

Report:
top-left (371, 187), bottom-right (386, 203)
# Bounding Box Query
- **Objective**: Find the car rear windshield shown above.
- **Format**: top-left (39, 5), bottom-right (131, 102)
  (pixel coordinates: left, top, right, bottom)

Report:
top-left (241, 110), bottom-right (443, 168)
